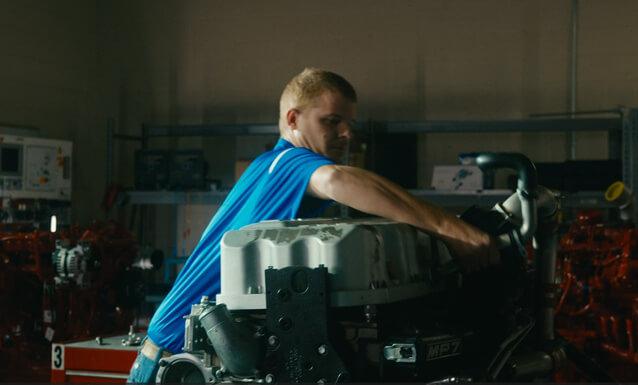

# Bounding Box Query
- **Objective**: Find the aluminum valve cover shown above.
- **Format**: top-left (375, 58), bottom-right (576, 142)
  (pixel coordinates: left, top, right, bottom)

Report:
top-left (216, 218), bottom-right (454, 310)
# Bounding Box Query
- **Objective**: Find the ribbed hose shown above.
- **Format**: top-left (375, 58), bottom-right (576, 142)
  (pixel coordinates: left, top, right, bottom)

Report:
top-left (198, 303), bottom-right (264, 377)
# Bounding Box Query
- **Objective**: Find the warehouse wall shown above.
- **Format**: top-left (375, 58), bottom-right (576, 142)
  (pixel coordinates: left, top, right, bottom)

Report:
top-left (0, 0), bottom-right (101, 225)
top-left (98, 0), bottom-right (638, 191)
top-left (3, 1), bottom-right (633, 225)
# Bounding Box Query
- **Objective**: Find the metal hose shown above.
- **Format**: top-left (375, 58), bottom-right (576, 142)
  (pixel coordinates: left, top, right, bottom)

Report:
top-left (460, 152), bottom-right (538, 242)
top-left (198, 303), bottom-right (264, 377)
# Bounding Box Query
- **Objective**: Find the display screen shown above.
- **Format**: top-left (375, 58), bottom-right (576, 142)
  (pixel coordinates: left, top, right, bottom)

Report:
top-left (0, 145), bottom-right (21, 175)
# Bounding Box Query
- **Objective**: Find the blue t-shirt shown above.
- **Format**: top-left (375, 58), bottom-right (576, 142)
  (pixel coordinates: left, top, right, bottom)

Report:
top-left (147, 138), bottom-right (334, 352)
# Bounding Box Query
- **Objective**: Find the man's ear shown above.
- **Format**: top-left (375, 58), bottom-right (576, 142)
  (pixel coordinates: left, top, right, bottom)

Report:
top-left (286, 108), bottom-right (299, 129)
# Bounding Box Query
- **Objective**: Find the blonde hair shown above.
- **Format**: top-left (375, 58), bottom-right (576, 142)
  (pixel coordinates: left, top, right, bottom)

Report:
top-left (279, 68), bottom-right (357, 122)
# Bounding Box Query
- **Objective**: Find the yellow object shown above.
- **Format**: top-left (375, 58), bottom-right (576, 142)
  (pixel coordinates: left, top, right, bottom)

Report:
top-left (605, 181), bottom-right (626, 202)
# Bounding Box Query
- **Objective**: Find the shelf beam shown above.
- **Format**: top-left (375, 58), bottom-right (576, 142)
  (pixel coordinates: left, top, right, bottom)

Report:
top-left (125, 190), bottom-right (613, 209)
top-left (141, 117), bottom-right (621, 138)
top-left (376, 118), bottom-right (620, 134)
top-left (142, 123), bottom-right (279, 138)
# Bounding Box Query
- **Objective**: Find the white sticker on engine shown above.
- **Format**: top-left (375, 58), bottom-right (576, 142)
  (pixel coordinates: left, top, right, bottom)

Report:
top-left (44, 327), bottom-right (55, 341)
top-left (43, 310), bottom-right (52, 323)
top-left (51, 343), bottom-right (64, 369)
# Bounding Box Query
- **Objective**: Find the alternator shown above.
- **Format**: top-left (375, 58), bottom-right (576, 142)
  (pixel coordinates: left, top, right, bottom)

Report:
top-left (52, 241), bottom-right (97, 287)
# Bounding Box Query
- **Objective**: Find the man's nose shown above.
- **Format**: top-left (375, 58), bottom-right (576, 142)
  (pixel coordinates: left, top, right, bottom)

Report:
top-left (339, 122), bottom-right (354, 140)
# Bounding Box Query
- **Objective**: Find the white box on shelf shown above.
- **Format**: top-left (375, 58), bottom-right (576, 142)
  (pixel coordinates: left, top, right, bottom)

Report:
top-left (431, 165), bottom-right (483, 191)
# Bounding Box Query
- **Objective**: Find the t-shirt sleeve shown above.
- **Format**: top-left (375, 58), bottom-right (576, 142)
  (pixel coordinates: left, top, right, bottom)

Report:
top-left (256, 148), bottom-right (334, 219)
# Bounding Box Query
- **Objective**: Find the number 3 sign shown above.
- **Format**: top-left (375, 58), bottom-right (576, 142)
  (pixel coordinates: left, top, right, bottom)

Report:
top-left (51, 344), bottom-right (64, 370)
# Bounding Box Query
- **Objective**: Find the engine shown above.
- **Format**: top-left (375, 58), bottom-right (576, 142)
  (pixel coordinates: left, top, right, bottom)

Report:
top-left (0, 221), bottom-right (153, 381)
top-left (46, 221), bottom-right (146, 340)
top-left (156, 153), bottom-right (574, 383)
top-left (556, 203), bottom-right (638, 382)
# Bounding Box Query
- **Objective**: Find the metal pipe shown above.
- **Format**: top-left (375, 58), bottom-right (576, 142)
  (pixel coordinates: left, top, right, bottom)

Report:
top-left (534, 229), bottom-right (558, 342)
top-left (106, 118), bottom-right (115, 186)
top-left (518, 194), bottom-right (537, 244)
top-left (605, 181), bottom-right (634, 222)
top-left (533, 186), bottom-right (561, 343)
top-left (506, 351), bottom-right (554, 379)
top-left (535, 186), bottom-right (560, 221)
top-left (492, 185), bottom-right (560, 343)
top-left (570, 0), bottom-right (579, 116)
top-left (198, 303), bottom-right (264, 377)
top-left (462, 152), bottom-right (538, 242)
top-left (492, 192), bottom-right (537, 246)
top-left (568, 0), bottom-right (579, 160)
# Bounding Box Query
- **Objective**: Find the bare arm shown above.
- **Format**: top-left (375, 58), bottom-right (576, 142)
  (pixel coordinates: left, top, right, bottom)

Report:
top-left (308, 164), bottom-right (498, 271)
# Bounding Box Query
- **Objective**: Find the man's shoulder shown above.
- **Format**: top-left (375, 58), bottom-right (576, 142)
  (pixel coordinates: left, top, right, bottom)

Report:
top-left (270, 146), bottom-right (332, 172)
top-left (278, 146), bottom-right (332, 161)
top-left (253, 145), bottom-right (314, 161)
top-left (237, 145), bottom-right (333, 181)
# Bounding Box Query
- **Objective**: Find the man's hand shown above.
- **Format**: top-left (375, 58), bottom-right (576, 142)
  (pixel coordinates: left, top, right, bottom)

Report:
top-left (444, 233), bottom-right (501, 273)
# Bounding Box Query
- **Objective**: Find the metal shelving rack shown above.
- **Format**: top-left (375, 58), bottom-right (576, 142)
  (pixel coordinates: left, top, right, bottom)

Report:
top-left (125, 189), bottom-right (615, 209)
top-left (116, 108), bottom-right (638, 213)
top-left (111, 108), bottom-right (638, 288)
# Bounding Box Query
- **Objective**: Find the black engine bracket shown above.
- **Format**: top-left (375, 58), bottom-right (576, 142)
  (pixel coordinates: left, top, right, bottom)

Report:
top-left (263, 265), bottom-right (348, 383)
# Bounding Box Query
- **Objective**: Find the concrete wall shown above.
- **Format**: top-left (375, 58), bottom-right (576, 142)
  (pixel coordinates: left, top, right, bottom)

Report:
top-left (98, 0), bottom-right (638, 190)
top-left (1, 1), bottom-right (637, 224)
top-left (0, 0), bottom-right (100, 224)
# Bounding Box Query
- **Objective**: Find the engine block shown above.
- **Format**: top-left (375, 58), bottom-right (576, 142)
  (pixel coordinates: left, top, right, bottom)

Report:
top-left (217, 218), bottom-right (456, 310)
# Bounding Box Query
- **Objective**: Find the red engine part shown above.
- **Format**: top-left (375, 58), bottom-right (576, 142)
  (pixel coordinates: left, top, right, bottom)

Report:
top-left (46, 221), bottom-right (141, 342)
top-left (0, 221), bottom-right (141, 381)
top-left (556, 210), bottom-right (638, 381)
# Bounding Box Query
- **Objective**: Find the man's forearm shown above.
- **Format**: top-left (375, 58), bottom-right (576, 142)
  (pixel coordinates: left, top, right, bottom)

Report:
top-left (309, 165), bottom-right (488, 248)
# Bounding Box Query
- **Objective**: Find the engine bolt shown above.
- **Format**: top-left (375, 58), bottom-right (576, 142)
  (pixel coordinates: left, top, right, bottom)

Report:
top-left (317, 344), bottom-right (327, 355)
top-left (276, 288), bottom-right (291, 302)
top-left (265, 373), bottom-right (275, 383)
top-left (278, 317), bottom-right (293, 331)
top-left (268, 335), bottom-right (279, 346)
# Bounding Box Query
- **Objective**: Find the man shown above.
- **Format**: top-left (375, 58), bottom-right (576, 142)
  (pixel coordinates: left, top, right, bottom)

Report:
top-left (127, 68), bottom-right (497, 383)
